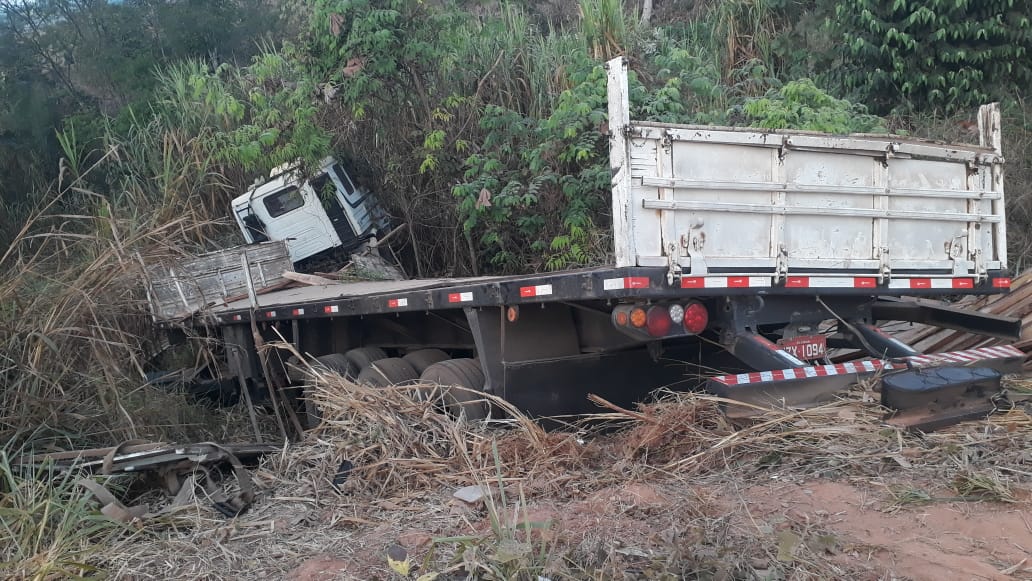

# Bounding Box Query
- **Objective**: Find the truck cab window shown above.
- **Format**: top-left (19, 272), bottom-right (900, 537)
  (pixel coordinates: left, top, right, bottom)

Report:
top-left (241, 212), bottom-right (269, 243)
top-left (330, 164), bottom-right (356, 196)
top-left (263, 186), bottom-right (305, 218)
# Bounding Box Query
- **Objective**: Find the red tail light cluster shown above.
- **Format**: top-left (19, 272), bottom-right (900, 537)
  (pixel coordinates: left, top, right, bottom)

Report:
top-left (645, 306), bottom-right (672, 337)
top-left (612, 301), bottom-right (709, 338)
top-left (683, 301), bottom-right (709, 334)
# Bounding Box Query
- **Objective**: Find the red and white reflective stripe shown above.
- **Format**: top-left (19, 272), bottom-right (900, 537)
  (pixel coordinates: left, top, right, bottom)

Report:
top-left (603, 276), bottom-right (650, 290)
top-left (710, 345), bottom-right (1024, 386)
top-left (519, 284), bottom-right (553, 298)
top-left (785, 276), bottom-right (878, 289)
top-left (889, 278), bottom-right (975, 289)
top-left (993, 277), bottom-right (1012, 288)
top-left (232, 314), bottom-right (242, 321)
top-left (292, 308), bottom-right (305, 316)
top-left (387, 298), bottom-right (408, 308)
top-left (324, 305), bottom-right (339, 314)
top-left (448, 292), bottom-right (474, 303)
top-left (681, 276), bottom-right (770, 289)
top-left (265, 310), bottom-right (276, 318)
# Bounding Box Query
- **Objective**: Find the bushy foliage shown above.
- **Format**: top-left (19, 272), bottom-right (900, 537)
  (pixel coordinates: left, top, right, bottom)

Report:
top-left (455, 61), bottom-right (612, 272)
top-left (452, 36), bottom-right (740, 272)
top-left (739, 79), bottom-right (887, 133)
top-left (826, 0), bottom-right (1032, 112)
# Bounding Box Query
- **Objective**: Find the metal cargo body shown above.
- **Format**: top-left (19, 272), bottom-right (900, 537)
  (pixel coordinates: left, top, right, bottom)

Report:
top-left (607, 58), bottom-right (1006, 284)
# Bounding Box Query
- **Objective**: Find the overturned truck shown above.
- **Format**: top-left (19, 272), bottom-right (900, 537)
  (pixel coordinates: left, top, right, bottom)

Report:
top-left (149, 57), bottom-right (1023, 432)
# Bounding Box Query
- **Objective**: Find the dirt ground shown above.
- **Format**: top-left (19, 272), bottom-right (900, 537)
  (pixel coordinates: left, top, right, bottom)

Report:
top-left (101, 380), bottom-right (1032, 581)
top-left (726, 479), bottom-right (1032, 581)
top-left (106, 465), bottom-right (1032, 581)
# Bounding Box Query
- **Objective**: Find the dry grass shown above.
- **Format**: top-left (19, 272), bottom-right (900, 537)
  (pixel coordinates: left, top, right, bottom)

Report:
top-left (99, 369), bottom-right (1032, 580)
top-left (0, 141), bottom-right (259, 449)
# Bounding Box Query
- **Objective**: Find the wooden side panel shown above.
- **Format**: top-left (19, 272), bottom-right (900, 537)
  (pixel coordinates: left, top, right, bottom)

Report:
top-left (146, 241), bottom-right (294, 321)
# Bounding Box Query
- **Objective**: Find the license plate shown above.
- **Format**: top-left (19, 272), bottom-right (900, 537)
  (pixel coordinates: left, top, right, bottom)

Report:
top-left (777, 335), bottom-right (827, 360)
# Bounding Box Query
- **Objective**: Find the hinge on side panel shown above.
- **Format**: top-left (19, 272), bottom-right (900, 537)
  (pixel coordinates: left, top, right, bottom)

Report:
top-left (878, 247), bottom-right (891, 284)
top-left (773, 245), bottom-right (789, 284)
top-left (971, 248), bottom-right (987, 283)
top-left (946, 234), bottom-right (967, 276)
top-left (666, 242), bottom-right (682, 285)
top-left (660, 130), bottom-right (673, 152)
top-left (679, 226), bottom-right (709, 278)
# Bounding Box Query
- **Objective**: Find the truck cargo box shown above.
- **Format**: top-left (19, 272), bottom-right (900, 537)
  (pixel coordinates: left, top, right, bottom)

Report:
top-left (607, 58), bottom-right (1006, 287)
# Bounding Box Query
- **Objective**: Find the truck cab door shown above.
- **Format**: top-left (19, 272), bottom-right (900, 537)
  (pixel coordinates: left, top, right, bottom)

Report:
top-left (251, 184), bottom-right (342, 263)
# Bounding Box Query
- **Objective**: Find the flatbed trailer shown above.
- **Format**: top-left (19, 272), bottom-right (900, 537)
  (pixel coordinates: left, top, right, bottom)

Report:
top-left (167, 57), bottom-right (1023, 431)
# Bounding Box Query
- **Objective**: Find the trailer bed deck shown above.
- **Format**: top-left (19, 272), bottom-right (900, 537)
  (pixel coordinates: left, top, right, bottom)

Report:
top-left (207, 265), bottom-right (1011, 325)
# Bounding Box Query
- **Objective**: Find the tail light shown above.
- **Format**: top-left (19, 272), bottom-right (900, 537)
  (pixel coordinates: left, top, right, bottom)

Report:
top-left (629, 307), bottom-right (647, 328)
top-left (612, 301), bottom-right (707, 339)
top-left (646, 306), bottom-right (672, 337)
top-left (683, 301), bottom-right (708, 334)
top-left (668, 304), bottom-right (685, 324)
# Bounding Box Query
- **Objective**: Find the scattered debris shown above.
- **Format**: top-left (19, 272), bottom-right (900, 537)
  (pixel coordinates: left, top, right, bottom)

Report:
top-left (889, 270), bottom-right (1032, 362)
top-left (282, 271), bottom-right (340, 286)
top-left (453, 484), bottom-right (489, 504)
top-left (16, 441), bottom-right (277, 523)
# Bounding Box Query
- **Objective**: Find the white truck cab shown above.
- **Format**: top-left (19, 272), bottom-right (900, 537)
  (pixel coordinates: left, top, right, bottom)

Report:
top-left (231, 157), bottom-right (385, 265)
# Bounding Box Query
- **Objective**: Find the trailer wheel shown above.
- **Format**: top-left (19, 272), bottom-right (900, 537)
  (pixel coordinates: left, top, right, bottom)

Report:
top-left (344, 347), bottom-right (388, 375)
top-left (402, 349), bottom-right (450, 375)
top-left (356, 358), bottom-right (419, 388)
top-left (311, 353), bottom-right (354, 377)
top-left (419, 359), bottom-right (488, 420)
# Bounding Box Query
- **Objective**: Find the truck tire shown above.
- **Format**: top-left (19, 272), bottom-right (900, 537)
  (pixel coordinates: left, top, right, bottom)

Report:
top-left (344, 347), bottom-right (388, 375)
top-left (419, 359), bottom-right (489, 420)
top-left (311, 353), bottom-right (354, 377)
top-left (356, 357), bottom-right (419, 388)
top-left (402, 349), bottom-right (450, 375)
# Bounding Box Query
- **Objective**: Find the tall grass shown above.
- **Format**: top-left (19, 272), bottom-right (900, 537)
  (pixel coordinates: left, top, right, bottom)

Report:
top-left (579, 0), bottom-right (630, 61)
top-left (0, 112), bottom-right (246, 447)
top-left (709, 0), bottom-right (779, 79)
top-left (0, 446), bottom-right (125, 580)
top-left (446, 4), bottom-right (589, 119)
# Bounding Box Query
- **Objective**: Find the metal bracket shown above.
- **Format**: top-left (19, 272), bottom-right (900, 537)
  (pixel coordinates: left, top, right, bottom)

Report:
top-left (679, 221), bottom-right (708, 277)
top-left (971, 248), bottom-right (987, 283)
top-left (665, 242), bottom-right (682, 286)
top-left (774, 244), bottom-right (789, 284)
top-left (877, 247), bottom-right (891, 284)
top-left (945, 234), bottom-right (967, 276)
top-left (659, 130), bottom-right (673, 152)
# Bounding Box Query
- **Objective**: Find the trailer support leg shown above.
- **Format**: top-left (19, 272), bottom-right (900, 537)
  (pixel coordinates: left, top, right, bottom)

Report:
top-left (724, 331), bottom-right (807, 371)
top-left (847, 322), bottom-right (920, 358)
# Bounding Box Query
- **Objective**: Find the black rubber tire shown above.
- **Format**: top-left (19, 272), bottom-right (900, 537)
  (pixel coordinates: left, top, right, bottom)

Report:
top-left (344, 347), bottom-right (388, 375)
top-left (402, 349), bottom-right (450, 375)
top-left (356, 357), bottom-right (419, 388)
top-left (418, 358), bottom-right (488, 420)
top-left (286, 355), bottom-right (307, 383)
top-left (311, 353), bottom-right (354, 376)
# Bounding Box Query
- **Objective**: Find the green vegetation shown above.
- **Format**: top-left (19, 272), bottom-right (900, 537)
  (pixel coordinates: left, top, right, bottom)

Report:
top-left (1, 0), bottom-right (1032, 575)
top-left (825, 0), bottom-right (1032, 112)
